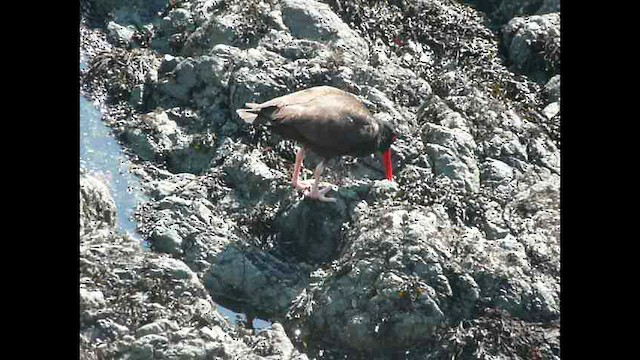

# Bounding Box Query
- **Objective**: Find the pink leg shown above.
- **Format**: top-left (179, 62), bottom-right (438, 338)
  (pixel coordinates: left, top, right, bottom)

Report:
top-left (292, 147), bottom-right (312, 191)
top-left (304, 161), bottom-right (337, 202)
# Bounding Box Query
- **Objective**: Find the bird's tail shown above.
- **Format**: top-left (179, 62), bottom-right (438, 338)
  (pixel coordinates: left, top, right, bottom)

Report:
top-left (235, 103), bottom-right (262, 124)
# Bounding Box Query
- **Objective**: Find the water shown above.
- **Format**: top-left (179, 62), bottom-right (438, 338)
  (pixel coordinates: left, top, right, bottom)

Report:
top-left (215, 307), bottom-right (272, 331)
top-left (79, 75), bottom-right (270, 331)
top-left (80, 95), bottom-right (147, 242)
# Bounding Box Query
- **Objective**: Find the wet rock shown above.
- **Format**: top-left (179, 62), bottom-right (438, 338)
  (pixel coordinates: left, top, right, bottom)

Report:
top-left (121, 128), bottom-right (156, 162)
top-left (80, 173), bottom-right (117, 234)
top-left (502, 13), bottom-right (560, 83)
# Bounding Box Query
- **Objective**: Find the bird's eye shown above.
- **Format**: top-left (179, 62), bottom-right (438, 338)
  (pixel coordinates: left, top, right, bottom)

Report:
top-left (392, 135), bottom-right (398, 141)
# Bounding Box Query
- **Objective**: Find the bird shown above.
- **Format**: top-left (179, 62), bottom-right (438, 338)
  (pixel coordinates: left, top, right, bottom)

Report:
top-left (236, 85), bottom-right (397, 202)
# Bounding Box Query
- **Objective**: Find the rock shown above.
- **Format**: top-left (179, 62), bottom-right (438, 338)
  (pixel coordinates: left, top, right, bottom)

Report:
top-left (97, 318), bottom-right (131, 337)
top-left (107, 21), bottom-right (136, 47)
top-left (537, 0), bottom-right (561, 15)
top-left (220, 141), bottom-right (285, 201)
top-left (422, 123), bottom-right (480, 193)
top-left (281, 0), bottom-right (369, 64)
top-left (470, 0), bottom-right (558, 26)
top-left (80, 173), bottom-right (117, 234)
top-left (205, 243), bottom-right (305, 316)
top-left (120, 110), bottom-right (216, 174)
top-left (151, 7), bottom-right (197, 54)
top-left (195, 55), bottom-right (234, 88)
top-left (301, 206), bottom-right (452, 351)
top-left (482, 130), bottom-right (530, 172)
top-left (150, 226), bottom-right (183, 255)
top-left (120, 127), bottom-right (156, 161)
top-left (136, 322), bottom-right (164, 337)
top-left (80, 288), bottom-right (106, 309)
top-left (543, 74), bottom-right (560, 103)
top-left (79, 180), bottom-right (303, 359)
top-left (251, 323), bottom-right (296, 358)
top-left (542, 101), bottom-right (560, 119)
top-left (482, 201), bottom-right (511, 240)
top-left (480, 158), bottom-right (514, 186)
top-left (182, 13), bottom-right (242, 54)
top-left (502, 13), bottom-right (560, 83)
top-left (199, 325), bottom-right (231, 342)
top-left (275, 196), bottom-right (349, 263)
top-left (156, 58), bottom-right (198, 104)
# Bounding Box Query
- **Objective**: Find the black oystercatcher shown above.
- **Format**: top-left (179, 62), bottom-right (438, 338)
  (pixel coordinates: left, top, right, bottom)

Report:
top-left (236, 86), bottom-right (397, 202)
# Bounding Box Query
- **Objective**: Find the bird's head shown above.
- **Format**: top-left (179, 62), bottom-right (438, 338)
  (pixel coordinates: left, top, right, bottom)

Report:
top-left (377, 121), bottom-right (398, 182)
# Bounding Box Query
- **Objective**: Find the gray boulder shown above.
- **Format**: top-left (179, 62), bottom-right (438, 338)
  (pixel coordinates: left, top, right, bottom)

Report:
top-left (502, 12), bottom-right (560, 83)
top-left (275, 196), bottom-right (350, 263)
top-left (150, 226), bottom-right (183, 255)
top-left (300, 204), bottom-right (454, 351)
top-left (106, 21), bottom-right (136, 47)
top-left (182, 12), bottom-right (243, 54)
top-left (281, 0), bottom-right (369, 64)
top-left (204, 244), bottom-right (306, 317)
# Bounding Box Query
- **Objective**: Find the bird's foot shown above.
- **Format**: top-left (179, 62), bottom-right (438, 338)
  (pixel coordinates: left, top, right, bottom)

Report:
top-left (292, 179), bottom-right (314, 191)
top-left (293, 180), bottom-right (335, 192)
top-left (304, 186), bottom-right (337, 202)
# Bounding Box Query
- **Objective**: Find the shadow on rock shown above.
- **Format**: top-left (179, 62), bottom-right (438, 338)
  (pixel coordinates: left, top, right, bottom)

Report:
top-left (275, 195), bottom-right (349, 263)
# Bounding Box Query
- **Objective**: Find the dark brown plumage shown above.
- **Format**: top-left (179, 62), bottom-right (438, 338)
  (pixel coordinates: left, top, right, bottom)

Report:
top-left (236, 86), bottom-right (396, 202)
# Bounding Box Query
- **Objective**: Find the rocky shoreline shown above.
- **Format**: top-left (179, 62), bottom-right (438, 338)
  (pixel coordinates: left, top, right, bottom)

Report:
top-left (80, 0), bottom-right (560, 358)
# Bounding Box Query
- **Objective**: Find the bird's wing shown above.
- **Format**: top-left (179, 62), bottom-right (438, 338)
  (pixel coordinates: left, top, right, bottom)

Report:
top-left (257, 86), bottom-right (350, 109)
top-left (237, 87), bottom-right (345, 124)
top-left (273, 94), bottom-right (379, 156)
